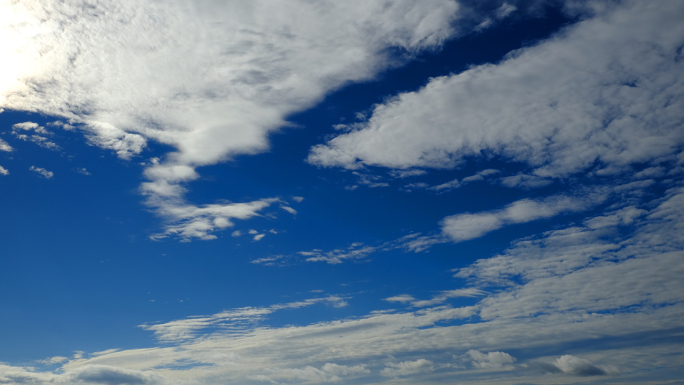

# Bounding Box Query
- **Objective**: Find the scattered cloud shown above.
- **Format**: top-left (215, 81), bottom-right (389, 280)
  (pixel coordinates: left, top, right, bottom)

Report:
top-left (292, 196), bottom-right (304, 203)
top-left (537, 355), bottom-right (618, 376)
top-left (30, 166), bottom-right (54, 179)
top-left (0, 165), bottom-right (8, 175)
top-left (78, 168), bottom-right (91, 175)
top-left (253, 234), bottom-right (265, 241)
top-left (280, 205), bottom-right (297, 215)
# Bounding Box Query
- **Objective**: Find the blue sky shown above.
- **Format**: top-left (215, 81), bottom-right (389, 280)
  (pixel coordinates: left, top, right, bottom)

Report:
top-left (1, 1), bottom-right (683, 384)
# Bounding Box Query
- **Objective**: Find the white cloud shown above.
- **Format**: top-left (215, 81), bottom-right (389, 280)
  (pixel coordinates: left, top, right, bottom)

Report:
top-left (538, 355), bottom-right (618, 376)
top-left (280, 205), bottom-right (297, 215)
top-left (465, 350), bottom-right (516, 370)
top-left (11, 121), bottom-right (60, 150)
top-left (148, 199), bottom-right (278, 241)
top-left (0, 165), bottom-right (8, 175)
top-left (384, 294), bottom-right (416, 303)
top-left (441, 192), bottom-right (600, 242)
top-left (1, 0), bottom-right (461, 240)
top-left (231, 230), bottom-right (241, 237)
top-left (411, 288), bottom-right (487, 307)
top-left (308, 0), bottom-right (684, 180)
top-left (300, 243), bottom-right (378, 264)
top-left (30, 166), bottom-right (54, 179)
top-left (78, 168), bottom-right (91, 175)
top-left (292, 196), bottom-right (304, 203)
top-left (12, 121), bottom-right (47, 134)
top-left (139, 295), bottom-right (349, 342)
top-left (253, 233), bottom-right (265, 241)
top-left (0, 137), bottom-right (13, 152)
top-left (381, 359), bottom-right (435, 377)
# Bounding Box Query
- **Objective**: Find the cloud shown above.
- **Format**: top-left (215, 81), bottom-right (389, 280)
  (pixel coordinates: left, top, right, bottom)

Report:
top-left (78, 168), bottom-right (91, 175)
top-left (30, 166), bottom-right (54, 179)
top-left (384, 294), bottom-right (416, 303)
top-left (381, 359), bottom-right (435, 377)
top-left (299, 243), bottom-right (378, 264)
top-left (0, 165), bottom-right (8, 175)
top-left (280, 205), bottom-right (297, 215)
top-left (292, 196), bottom-right (304, 203)
top-left (465, 350), bottom-right (516, 370)
top-left (308, 0), bottom-right (684, 180)
top-left (70, 365), bottom-right (159, 385)
top-left (12, 121), bottom-right (47, 134)
top-left (441, 192), bottom-right (599, 242)
top-left (1, 188), bottom-right (683, 384)
top-left (0, 138), bottom-right (13, 152)
top-left (1, 0), bottom-right (461, 240)
top-left (537, 355), bottom-right (618, 376)
top-left (11, 121), bottom-right (60, 150)
top-left (253, 233), bottom-right (265, 241)
top-left (38, 356), bottom-right (69, 365)
top-left (139, 295), bottom-right (350, 342)
top-left (410, 288), bottom-right (487, 307)
top-left (148, 199), bottom-right (278, 241)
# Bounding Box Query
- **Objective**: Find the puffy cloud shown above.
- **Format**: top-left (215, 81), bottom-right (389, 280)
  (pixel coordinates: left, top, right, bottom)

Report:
top-left (381, 359), bottom-right (435, 377)
top-left (308, 0), bottom-right (684, 180)
top-left (0, 165), bottom-right (8, 175)
top-left (537, 355), bottom-right (618, 376)
top-left (12, 121), bottom-right (46, 134)
top-left (0, 138), bottom-right (12, 152)
top-left (465, 350), bottom-right (516, 370)
top-left (11, 121), bottom-right (59, 150)
top-left (30, 166), bottom-right (54, 179)
top-left (0, 0), bottom-right (461, 240)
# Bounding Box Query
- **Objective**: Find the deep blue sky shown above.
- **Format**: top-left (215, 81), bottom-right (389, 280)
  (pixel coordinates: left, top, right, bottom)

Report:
top-left (1, 1), bottom-right (683, 384)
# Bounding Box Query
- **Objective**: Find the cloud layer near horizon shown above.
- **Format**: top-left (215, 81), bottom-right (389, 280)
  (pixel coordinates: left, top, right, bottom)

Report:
top-left (1, 184), bottom-right (682, 385)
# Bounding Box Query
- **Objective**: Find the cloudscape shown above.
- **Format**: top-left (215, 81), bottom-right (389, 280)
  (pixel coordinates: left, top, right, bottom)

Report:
top-left (1, 1), bottom-right (683, 384)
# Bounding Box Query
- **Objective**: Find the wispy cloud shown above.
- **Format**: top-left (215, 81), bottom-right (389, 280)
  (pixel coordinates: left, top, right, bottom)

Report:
top-left (30, 166), bottom-right (54, 179)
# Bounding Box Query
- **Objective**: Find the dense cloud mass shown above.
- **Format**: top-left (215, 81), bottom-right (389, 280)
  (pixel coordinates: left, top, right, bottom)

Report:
top-left (309, 0), bottom-right (684, 179)
top-left (0, 0), bottom-right (460, 239)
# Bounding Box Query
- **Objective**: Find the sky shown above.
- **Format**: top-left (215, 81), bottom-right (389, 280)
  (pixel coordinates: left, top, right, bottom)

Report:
top-left (1, 0), bottom-right (683, 384)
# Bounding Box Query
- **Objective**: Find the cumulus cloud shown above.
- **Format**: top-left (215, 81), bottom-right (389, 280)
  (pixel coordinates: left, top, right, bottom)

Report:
top-left (537, 355), bottom-right (618, 376)
top-left (0, 0), bottom-right (461, 240)
top-left (0, 165), bottom-right (8, 175)
top-left (465, 350), bottom-right (516, 370)
top-left (381, 359), bottom-right (435, 377)
top-left (0, 137), bottom-right (14, 152)
top-left (30, 166), bottom-right (54, 179)
top-left (308, 0), bottom-right (684, 180)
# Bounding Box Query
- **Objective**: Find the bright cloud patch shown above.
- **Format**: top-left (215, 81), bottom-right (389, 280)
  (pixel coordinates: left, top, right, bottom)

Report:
top-left (308, 0), bottom-right (684, 178)
top-left (0, 0), bottom-right (460, 240)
